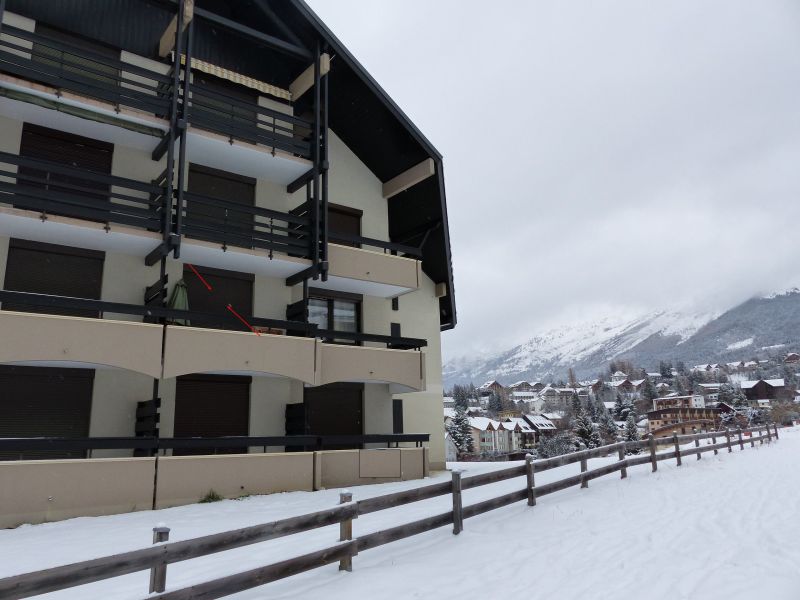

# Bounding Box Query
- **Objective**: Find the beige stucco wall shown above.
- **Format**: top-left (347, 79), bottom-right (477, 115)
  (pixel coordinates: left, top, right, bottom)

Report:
top-left (154, 453), bottom-right (315, 508)
top-left (89, 370), bottom-right (154, 454)
top-left (0, 457), bottom-right (155, 528)
top-left (317, 447), bottom-right (427, 489)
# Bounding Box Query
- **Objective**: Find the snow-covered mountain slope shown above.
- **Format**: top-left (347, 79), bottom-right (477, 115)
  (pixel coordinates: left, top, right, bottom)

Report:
top-left (443, 290), bottom-right (800, 387)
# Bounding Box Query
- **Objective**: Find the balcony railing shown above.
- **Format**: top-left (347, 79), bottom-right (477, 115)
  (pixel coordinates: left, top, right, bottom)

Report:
top-left (188, 82), bottom-right (312, 159)
top-left (179, 189), bottom-right (313, 259)
top-left (0, 151), bottom-right (165, 230)
top-left (0, 24), bottom-right (173, 118)
top-left (0, 24), bottom-right (314, 161)
top-left (0, 290), bottom-right (428, 349)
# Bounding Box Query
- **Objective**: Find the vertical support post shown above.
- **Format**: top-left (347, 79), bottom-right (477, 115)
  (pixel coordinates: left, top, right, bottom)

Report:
top-left (648, 434), bottom-right (657, 472)
top-left (0, 0), bottom-right (6, 40)
top-left (160, 0), bottom-right (185, 246)
top-left (766, 425), bottom-right (772, 443)
top-left (618, 442), bottom-right (627, 479)
top-left (711, 432), bottom-right (718, 455)
top-left (672, 433), bottom-right (681, 466)
top-left (580, 452), bottom-right (588, 488)
top-left (725, 427), bottom-right (732, 453)
top-left (422, 447), bottom-right (430, 478)
top-left (737, 427), bottom-right (744, 450)
top-left (773, 423), bottom-right (779, 440)
top-left (172, 14), bottom-right (193, 259)
top-left (525, 454), bottom-right (536, 506)
top-left (752, 427), bottom-right (757, 447)
top-left (310, 41), bottom-right (321, 276)
top-left (320, 46), bottom-right (329, 281)
top-left (149, 525), bottom-right (170, 593)
top-left (692, 427), bottom-right (701, 460)
top-left (451, 470), bottom-right (463, 535)
top-left (338, 491), bottom-right (353, 572)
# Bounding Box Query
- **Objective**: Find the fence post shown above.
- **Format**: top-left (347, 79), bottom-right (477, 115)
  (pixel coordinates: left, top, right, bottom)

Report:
top-left (617, 442), bottom-right (627, 479)
top-left (692, 427), bottom-right (701, 460)
top-left (451, 470), bottom-right (463, 535)
top-left (773, 423), bottom-right (779, 440)
top-left (648, 434), bottom-right (657, 472)
top-left (725, 428), bottom-right (732, 453)
top-left (737, 427), bottom-right (744, 450)
top-left (338, 490), bottom-right (353, 572)
top-left (752, 427), bottom-right (758, 447)
top-left (711, 431), bottom-right (718, 455)
top-left (525, 454), bottom-right (536, 506)
top-left (580, 452), bottom-right (588, 488)
top-left (672, 433), bottom-right (681, 466)
top-left (149, 525), bottom-right (170, 594)
top-left (766, 425), bottom-right (772, 443)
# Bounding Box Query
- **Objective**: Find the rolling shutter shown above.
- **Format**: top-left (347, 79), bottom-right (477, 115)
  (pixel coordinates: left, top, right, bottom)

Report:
top-left (2, 239), bottom-right (104, 318)
top-left (186, 164), bottom-right (255, 248)
top-left (304, 383), bottom-right (363, 450)
top-left (182, 265), bottom-right (253, 331)
top-left (0, 366), bottom-right (93, 460)
top-left (174, 374), bottom-right (250, 455)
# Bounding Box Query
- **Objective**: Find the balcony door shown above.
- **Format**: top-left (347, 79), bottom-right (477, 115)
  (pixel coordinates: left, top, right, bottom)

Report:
top-left (17, 123), bottom-right (113, 221)
top-left (304, 382), bottom-right (364, 450)
top-left (182, 265), bottom-right (253, 331)
top-left (173, 374), bottom-right (251, 455)
top-left (0, 366), bottom-right (94, 460)
top-left (186, 164), bottom-right (256, 249)
top-left (3, 239), bottom-right (104, 318)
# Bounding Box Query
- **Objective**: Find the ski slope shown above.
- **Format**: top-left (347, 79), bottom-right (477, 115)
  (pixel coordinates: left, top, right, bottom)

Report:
top-left (1, 428), bottom-right (798, 599)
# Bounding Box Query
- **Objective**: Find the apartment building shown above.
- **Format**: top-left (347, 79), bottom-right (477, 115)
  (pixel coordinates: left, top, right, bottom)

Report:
top-left (0, 0), bottom-right (455, 468)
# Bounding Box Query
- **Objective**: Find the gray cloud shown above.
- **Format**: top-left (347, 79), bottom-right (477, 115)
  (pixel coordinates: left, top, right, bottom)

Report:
top-left (308, 0), bottom-right (800, 359)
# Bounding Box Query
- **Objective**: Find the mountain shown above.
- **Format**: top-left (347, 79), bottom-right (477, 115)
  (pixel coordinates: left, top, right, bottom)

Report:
top-left (443, 290), bottom-right (800, 387)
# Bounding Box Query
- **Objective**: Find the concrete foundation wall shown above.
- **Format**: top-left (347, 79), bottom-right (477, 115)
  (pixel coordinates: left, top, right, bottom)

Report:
top-left (0, 448), bottom-right (429, 527)
top-left (0, 457), bottom-right (155, 528)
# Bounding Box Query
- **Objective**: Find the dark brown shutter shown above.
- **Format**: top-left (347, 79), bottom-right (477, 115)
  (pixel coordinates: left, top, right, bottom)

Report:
top-left (174, 374), bottom-right (250, 455)
top-left (0, 366), bottom-right (93, 460)
top-left (3, 239), bottom-right (104, 317)
top-left (186, 165), bottom-right (256, 247)
top-left (182, 265), bottom-right (253, 331)
top-left (328, 204), bottom-right (362, 247)
top-left (17, 124), bottom-right (113, 222)
top-left (393, 399), bottom-right (404, 434)
top-left (304, 383), bottom-right (363, 449)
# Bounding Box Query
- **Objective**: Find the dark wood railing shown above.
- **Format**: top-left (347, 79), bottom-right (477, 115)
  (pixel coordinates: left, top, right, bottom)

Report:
top-left (0, 426), bottom-right (779, 598)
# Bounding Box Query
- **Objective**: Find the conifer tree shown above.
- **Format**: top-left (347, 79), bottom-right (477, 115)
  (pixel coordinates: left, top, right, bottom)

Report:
top-left (446, 405), bottom-right (474, 456)
top-left (623, 415), bottom-right (641, 454)
top-left (572, 410), bottom-right (602, 449)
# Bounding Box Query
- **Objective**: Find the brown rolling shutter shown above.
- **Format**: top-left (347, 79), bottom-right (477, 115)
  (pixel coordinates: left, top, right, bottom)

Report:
top-left (17, 124), bottom-right (113, 220)
top-left (304, 383), bottom-right (363, 450)
top-left (3, 239), bottom-right (104, 317)
top-left (174, 374), bottom-right (250, 455)
top-left (186, 164), bottom-right (255, 248)
top-left (0, 366), bottom-right (93, 460)
top-left (328, 204), bottom-right (362, 247)
top-left (182, 265), bottom-right (253, 331)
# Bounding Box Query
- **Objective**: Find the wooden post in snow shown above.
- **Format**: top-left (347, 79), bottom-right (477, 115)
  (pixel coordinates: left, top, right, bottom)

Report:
top-left (525, 454), bottom-right (536, 506)
top-left (649, 434), bottom-right (657, 472)
top-left (451, 471), bottom-right (463, 535)
top-left (673, 433), bottom-right (681, 466)
top-left (338, 491), bottom-right (353, 572)
top-left (149, 525), bottom-right (170, 593)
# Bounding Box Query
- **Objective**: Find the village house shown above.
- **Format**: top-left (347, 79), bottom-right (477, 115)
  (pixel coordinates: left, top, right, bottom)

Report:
top-left (611, 370), bottom-right (628, 383)
top-left (478, 380), bottom-right (505, 396)
top-left (741, 379), bottom-right (791, 403)
top-left (652, 395), bottom-right (705, 411)
top-left (646, 406), bottom-right (722, 437)
top-left (521, 414), bottom-right (557, 444)
top-left (784, 352), bottom-right (800, 364)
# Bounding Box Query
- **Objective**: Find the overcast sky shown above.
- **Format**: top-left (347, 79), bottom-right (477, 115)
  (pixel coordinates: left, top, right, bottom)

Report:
top-left (307, 0), bottom-right (800, 360)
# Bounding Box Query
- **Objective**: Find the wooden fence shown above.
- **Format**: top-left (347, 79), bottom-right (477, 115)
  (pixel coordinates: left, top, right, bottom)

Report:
top-left (0, 424), bottom-right (779, 599)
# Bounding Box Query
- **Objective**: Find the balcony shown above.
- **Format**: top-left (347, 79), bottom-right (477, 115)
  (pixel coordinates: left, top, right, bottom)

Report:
top-left (0, 309), bottom-right (163, 377)
top-left (0, 290), bottom-right (427, 386)
top-left (318, 343), bottom-right (425, 393)
top-left (162, 325), bottom-right (317, 384)
top-left (0, 18), bottom-right (312, 183)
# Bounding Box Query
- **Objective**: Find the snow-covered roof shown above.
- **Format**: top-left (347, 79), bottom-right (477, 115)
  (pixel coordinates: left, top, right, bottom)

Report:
top-left (508, 380), bottom-right (530, 388)
top-left (478, 380), bottom-right (502, 390)
top-left (610, 379), bottom-right (630, 387)
top-left (646, 372), bottom-right (661, 378)
top-left (542, 411), bottom-right (565, 420)
top-left (603, 401), bottom-right (615, 410)
top-left (525, 415), bottom-right (557, 430)
top-left (698, 383), bottom-right (722, 389)
top-left (612, 371), bottom-right (627, 377)
top-left (655, 382), bottom-right (670, 389)
top-left (630, 379), bottom-right (646, 387)
top-left (740, 379), bottom-right (784, 389)
top-left (444, 407), bottom-right (456, 419)
top-left (502, 417), bottom-right (534, 432)
top-left (468, 417), bottom-right (499, 431)
top-left (510, 391), bottom-right (538, 398)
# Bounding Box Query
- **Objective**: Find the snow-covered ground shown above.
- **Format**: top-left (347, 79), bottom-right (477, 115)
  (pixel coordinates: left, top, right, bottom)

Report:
top-left (2, 429), bottom-right (798, 600)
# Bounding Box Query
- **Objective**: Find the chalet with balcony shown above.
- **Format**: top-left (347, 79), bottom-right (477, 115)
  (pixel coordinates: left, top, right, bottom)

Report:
top-left (0, 0), bottom-right (455, 468)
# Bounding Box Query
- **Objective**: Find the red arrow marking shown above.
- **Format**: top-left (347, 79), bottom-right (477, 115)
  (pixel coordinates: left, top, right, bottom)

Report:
top-left (226, 304), bottom-right (261, 336)
top-left (187, 263), bottom-right (212, 291)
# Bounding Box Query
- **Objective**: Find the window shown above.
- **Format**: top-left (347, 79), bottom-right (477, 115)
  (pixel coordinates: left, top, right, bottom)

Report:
top-left (308, 288), bottom-right (361, 344)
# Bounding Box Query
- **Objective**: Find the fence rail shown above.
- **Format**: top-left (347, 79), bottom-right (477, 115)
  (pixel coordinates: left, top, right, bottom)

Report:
top-left (0, 424), bottom-right (779, 599)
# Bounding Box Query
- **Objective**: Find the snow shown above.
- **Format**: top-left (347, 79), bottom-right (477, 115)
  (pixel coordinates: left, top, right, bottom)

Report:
top-left (1, 430), bottom-right (799, 599)
top-left (726, 337), bottom-right (754, 350)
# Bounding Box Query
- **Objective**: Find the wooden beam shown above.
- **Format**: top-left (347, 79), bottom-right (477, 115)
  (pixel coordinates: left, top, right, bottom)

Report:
top-left (382, 158), bottom-right (435, 199)
top-left (289, 53), bottom-right (330, 100)
top-left (158, 0), bottom-right (194, 58)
